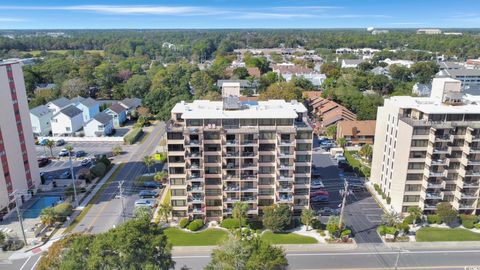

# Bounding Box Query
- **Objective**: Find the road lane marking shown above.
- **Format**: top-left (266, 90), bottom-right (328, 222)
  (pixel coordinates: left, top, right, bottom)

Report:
top-left (84, 124), bottom-right (165, 230)
top-left (30, 255), bottom-right (41, 270)
top-left (19, 256), bottom-right (31, 270)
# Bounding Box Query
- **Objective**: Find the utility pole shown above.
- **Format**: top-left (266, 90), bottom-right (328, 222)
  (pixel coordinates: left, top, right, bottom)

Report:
top-left (338, 178), bottom-right (349, 229)
top-left (118, 180), bottom-right (125, 222)
top-left (68, 147), bottom-right (78, 207)
top-left (394, 248), bottom-right (404, 270)
top-left (13, 191), bottom-right (27, 246)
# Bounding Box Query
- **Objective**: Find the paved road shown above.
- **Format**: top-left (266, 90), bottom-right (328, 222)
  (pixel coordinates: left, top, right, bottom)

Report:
top-left (71, 122), bottom-right (166, 234)
top-left (311, 147), bottom-right (383, 243)
top-left (172, 245), bottom-right (480, 270)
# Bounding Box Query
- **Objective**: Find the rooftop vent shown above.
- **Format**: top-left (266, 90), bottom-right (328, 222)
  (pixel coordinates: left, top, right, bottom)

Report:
top-left (223, 96), bottom-right (241, 110)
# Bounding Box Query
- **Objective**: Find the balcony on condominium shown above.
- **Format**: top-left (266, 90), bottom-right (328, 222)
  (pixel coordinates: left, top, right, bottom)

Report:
top-left (431, 158), bottom-right (449, 166)
top-left (425, 180), bottom-right (446, 189)
top-left (277, 194), bottom-right (293, 202)
top-left (224, 197), bottom-right (240, 202)
top-left (278, 174), bottom-right (294, 181)
top-left (433, 147), bottom-right (451, 154)
top-left (224, 184), bottom-right (240, 192)
top-left (241, 185), bottom-right (258, 192)
top-left (241, 196), bottom-right (257, 202)
top-left (223, 162), bottom-right (239, 169)
top-left (188, 184), bottom-right (204, 192)
top-left (188, 195), bottom-right (204, 203)
top-left (425, 192), bottom-right (443, 200)
top-left (465, 170), bottom-right (480, 177)
top-left (224, 151), bottom-right (239, 157)
top-left (241, 173), bottom-right (257, 180)
top-left (189, 207), bottom-right (204, 214)
top-left (277, 184), bottom-right (293, 192)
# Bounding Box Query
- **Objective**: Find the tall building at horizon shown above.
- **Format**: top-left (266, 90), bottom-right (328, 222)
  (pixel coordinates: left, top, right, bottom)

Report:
top-left (166, 98), bottom-right (313, 220)
top-left (0, 61), bottom-right (40, 220)
top-left (371, 77), bottom-right (480, 214)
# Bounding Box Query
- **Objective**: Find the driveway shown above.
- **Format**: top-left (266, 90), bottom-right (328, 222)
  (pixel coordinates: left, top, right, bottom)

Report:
top-left (311, 147), bottom-right (383, 243)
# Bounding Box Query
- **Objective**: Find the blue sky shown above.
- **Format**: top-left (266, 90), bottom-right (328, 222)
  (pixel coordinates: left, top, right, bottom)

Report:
top-left (0, 0), bottom-right (479, 29)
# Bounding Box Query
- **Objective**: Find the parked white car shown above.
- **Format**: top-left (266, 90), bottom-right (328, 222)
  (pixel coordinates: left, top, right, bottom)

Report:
top-left (311, 179), bottom-right (325, 189)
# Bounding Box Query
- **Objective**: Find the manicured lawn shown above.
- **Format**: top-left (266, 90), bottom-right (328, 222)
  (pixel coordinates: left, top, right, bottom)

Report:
top-left (345, 151), bottom-right (371, 177)
top-left (261, 231), bottom-right (318, 244)
top-left (416, 227), bottom-right (480, 242)
top-left (164, 228), bottom-right (228, 246)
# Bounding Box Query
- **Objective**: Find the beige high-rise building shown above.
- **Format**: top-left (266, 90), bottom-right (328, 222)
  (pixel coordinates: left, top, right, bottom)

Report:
top-left (372, 78), bottom-right (480, 214)
top-left (0, 61), bottom-right (40, 219)
top-left (166, 98), bottom-right (313, 221)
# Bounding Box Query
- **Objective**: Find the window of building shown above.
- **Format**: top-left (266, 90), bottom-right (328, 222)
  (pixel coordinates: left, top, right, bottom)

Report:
top-left (296, 143), bottom-right (311, 151)
top-left (295, 166), bottom-right (310, 174)
top-left (171, 189), bottom-right (186, 196)
top-left (296, 131), bottom-right (312, 139)
top-left (404, 184), bottom-right (421, 191)
top-left (205, 167), bottom-right (220, 174)
top-left (259, 144), bottom-right (275, 151)
top-left (186, 119), bottom-right (202, 126)
top-left (259, 177), bottom-right (274, 185)
top-left (296, 155), bottom-right (311, 162)
top-left (294, 188), bottom-right (308, 195)
top-left (259, 155), bottom-right (275, 162)
top-left (206, 210), bottom-right (222, 217)
top-left (403, 195), bottom-right (420, 202)
top-left (259, 188), bottom-right (274, 195)
top-left (411, 140), bottom-right (428, 147)
top-left (409, 151), bottom-right (427, 158)
top-left (204, 132), bottom-right (220, 140)
top-left (205, 189), bottom-right (221, 196)
top-left (406, 174), bottom-right (423, 180)
top-left (276, 118), bottom-right (293, 126)
top-left (259, 166), bottom-right (274, 174)
top-left (259, 131), bottom-right (275, 140)
top-left (172, 200), bottom-right (186, 206)
top-left (170, 178), bottom-right (185, 186)
top-left (167, 132), bottom-right (183, 140)
top-left (240, 119), bottom-right (257, 126)
top-left (258, 119), bottom-right (275, 126)
top-left (172, 211), bottom-right (186, 217)
top-left (413, 127), bottom-right (430, 135)
top-left (205, 178), bottom-right (221, 185)
top-left (206, 199), bottom-right (222, 206)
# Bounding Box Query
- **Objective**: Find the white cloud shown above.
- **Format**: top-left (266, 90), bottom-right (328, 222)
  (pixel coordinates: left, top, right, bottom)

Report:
top-left (0, 17), bottom-right (25, 22)
top-left (231, 12), bottom-right (317, 19)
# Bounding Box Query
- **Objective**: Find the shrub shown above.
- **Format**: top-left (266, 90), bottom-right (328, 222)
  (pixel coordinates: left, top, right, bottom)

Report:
top-left (397, 223), bottom-right (410, 234)
top-left (311, 218), bottom-right (323, 230)
top-left (187, 219), bottom-right (205, 231)
top-left (247, 220), bottom-right (264, 230)
top-left (462, 220), bottom-right (475, 229)
top-left (340, 229), bottom-right (352, 238)
top-left (53, 202), bottom-right (73, 222)
top-left (98, 155), bottom-right (111, 167)
top-left (179, 218), bottom-right (190, 228)
top-left (385, 226), bottom-right (397, 235)
top-left (381, 193), bottom-right (386, 200)
top-left (124, 128), bottom-right (143, 145)
top-left (460, 214), bottom-right (478, 223)
top-left (319, 230), bottom-right (326, 237)
top-left (221, 218), bottom-right (241, 229)
top-left (90, 163), bottom-right (107, 178)
top-left (377, 225), bottom-right (387, 235)
top-left (373, 183), bottom-right (380, 191)
top-left (427, 214), bottom-right (442, 224)
top-left (386, 197), bottom-right (391, 204)
top-left (475, 223), bottom-right (480, 229)
top-left (1, 240), bottom-right (24, 251)
top-left (403, 215), bottom-right (415, 225)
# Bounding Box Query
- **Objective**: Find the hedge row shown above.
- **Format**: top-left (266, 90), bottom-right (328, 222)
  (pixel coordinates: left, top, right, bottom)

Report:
top-left (124, 127), bottom-right (143, 145)
top-left (179, 218), bottom-right (205, 231)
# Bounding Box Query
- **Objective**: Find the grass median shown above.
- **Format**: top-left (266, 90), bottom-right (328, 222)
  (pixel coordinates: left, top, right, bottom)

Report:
top-left (416, 227), bottom-right (480, 242)
top-left (164, 228), bottom-right (228, 246)
top-left (261, 231), bottom-right (318, 244)
top-left (64, 163), bottom-right (125, 233)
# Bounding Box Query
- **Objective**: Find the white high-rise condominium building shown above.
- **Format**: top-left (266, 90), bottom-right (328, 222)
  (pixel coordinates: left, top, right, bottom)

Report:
top-left (0, 61), bottom-right (40, 219)
top-left (166, 98), bottom-right (313, 221)
top-left (372, 77), bottom-right (480, 214)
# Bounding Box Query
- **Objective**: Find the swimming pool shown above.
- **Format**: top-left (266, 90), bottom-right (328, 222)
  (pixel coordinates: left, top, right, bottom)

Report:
top-left (23, 196), bottom-right (61, 219)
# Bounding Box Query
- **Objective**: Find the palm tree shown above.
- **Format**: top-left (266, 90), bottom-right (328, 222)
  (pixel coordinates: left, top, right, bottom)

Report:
top-left (301, 209), bottom-right (316, 231)
top-left (40, 207), bottom-right (57, 227)
top-left (359, 144), bottom-right (373, 160)
top-left (45, 139), bottom-right (55, 158)
top-left (154, 171), bottom-right (168, 183)
top-left (232, 201), bottom-right (249, 227)
top-left (407, 206), bottom-right (422, 226)
top-left (143, 155), bottom-right (155, 173)
top-left (381, 212), bottom-right (402, 227)
top-left (337, 137), bottom-right (347, 148)
top-left (134, 206), bottom-right (153, 220)
top-left (157, 203), bottom-right (173, 222)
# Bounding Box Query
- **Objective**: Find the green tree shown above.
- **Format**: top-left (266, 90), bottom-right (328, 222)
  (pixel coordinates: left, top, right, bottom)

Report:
top-left (190, 70), bottom-right (215, 98)
top-left (407, 206), bottom-right (422, 226)
top-left (300, 209), bottom-right (316, 231)
top-left (436, 202), bottom-right (458, 225)
top-left (0, 231), bottom-right (5, 246)
top-left (46, 139), bottom-right (55, 158)
top-left (39, 218), bottom-right (174, 270)
top-left (381, 212), bottom-right (402, 227)
top-left (262, 204), bottom-right (292, 232)
top-left (232, 67), bottom-right (249, 79)
top-left (258, 71), bottom-right (282, 93)
top-left (157, 203), bottom-right (173, 222)
top-left (95, 62), bottom-right (119, 97)
top-left (411, 62), bottom-right (439, 84)
top-left (320, 63), bottom-right (341, 79)
top-left (40, 207), bottom-right (57, 227)
top-left (325, 125), bottom-right (337, 139)
top-left (124, 74), bottom-right (151, 98)
top-left (389, 64), bottom-right (411, 82)
top-left (205, 232), bottom-right (288, 270)
top-left (61, 78), bottom-right (89, 98)
top-left (133, 206), bottom-right (153, 220)
top-left (232, 201), bottom-right (249, 227)
top-left (143, 155), bottom-right (155, 173)
top-left (326, 216), bottom-right (343, 238)
top-left (245, 56), bottom-right (270, 74)
top-left (359, 144), bottom-right (373, 160)
top-left (336, 137), bottom-right (347, 148)
top-left (111, 145), bottom-right (122, 156)
top-left (259, 81), bottom-right (302, 101)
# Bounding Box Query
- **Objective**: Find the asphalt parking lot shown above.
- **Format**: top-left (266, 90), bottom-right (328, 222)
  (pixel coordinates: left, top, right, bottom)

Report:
top-left (311, 146), bottom-right (383, 243)
top-left (36, 141), bottom-right (129, 173)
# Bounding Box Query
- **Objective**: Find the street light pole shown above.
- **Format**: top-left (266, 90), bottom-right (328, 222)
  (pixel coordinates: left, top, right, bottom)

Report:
top-left (13, 191), bottom-right (28, 246)
top-left (338, 178), bottom-right (349, 229)
top-left (118, 180), bottom-right (125, 222)
top-left (394, 248), bottom-right (403, 270)
top-left (67, 147), bottom-right (78, 207)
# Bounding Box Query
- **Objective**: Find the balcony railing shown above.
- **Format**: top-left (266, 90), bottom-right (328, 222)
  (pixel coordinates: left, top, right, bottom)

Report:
top-left (279, 140), bottom-right (294, 145)
top-left (188, 186), bottom-right (203, 192)
top-left (189, 208), bottom-right (204, 214)
top-left (463, 182), bottom-right (480, 188)
top-left (277, 195), bottom-right (293, 202)
top-left (425, 192), bottom-right (443, 200)
top-left (431, 159), bottom-right (448, 166)
top-left (224, 152), bottom-right (239, 157)
top-left (223, 163), bottom-right (238, 169)
top-left (189, 196), bottom-right (204, 203)
top-left (427, 182), bottom-right (445, 189)
top-left (224, 186), bottom-right (240, 191)
top-left (466, 170), bottom-right (480, 177)
top-left (241, 174), bottom-right (257, 180)
top-left (433, 147), bottom-right (450, 154)
top-left (186, 140), bottom-right (200, 146)
top-left (241, 196), bottom-right (257, 202)
top-left (242, 152), bottom-right (255, 157)
top-left (429, 171), bottom-right (447, 178)
top-left (461, 193), bottom-right (478, 199)
top-left (435, 134), bottom-right (453, 142)
top-left (277, 186), bottom-right (293, 192)
top-left (224, 197), bottom-right (240, 202)
top-left (278, 152), bottom-right (294, 157)
top-left (241, 187), bottom-right (257, 192)
top-left (241, 140), bottom-right (257, 145)
top-left (225, 140), bottom-right (238, 145)
top-left (278, 175), bottom-right (294, 181)
top-left (459, 203), bottom-right (476, 209)
top-left (186, 152), bottom-right (201, 158)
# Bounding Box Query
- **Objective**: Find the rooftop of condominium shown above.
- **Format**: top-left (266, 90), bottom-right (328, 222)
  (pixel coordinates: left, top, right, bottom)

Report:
top-left (171, 99), bottom-right (308, 119)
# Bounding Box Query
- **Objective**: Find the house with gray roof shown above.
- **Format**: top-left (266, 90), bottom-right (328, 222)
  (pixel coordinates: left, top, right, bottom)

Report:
top-left (51, 105), bottom-right (84, 136)
top-left (437, 68), bottom-right (480, 87)
top-left (84, 112), bottom-right (114, 137)
top-left (46, 97), bottom-right (73, 114)
top-left (30, 105), bottom-right (53, 136)
top-left (76, 97), bottom-right (100, 122)
top-left (104, 103), bottom-right (127, 127)
top-left (341, 59), bottom-right (365, 68)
